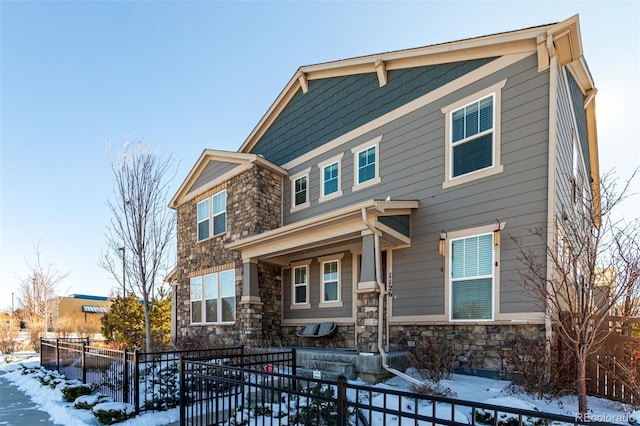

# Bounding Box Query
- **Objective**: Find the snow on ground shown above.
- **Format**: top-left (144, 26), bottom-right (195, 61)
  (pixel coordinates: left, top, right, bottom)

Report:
top-left (0, 352), bottom-right (635, 425)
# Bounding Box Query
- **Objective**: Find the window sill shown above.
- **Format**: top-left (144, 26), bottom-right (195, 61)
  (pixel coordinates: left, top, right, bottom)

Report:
top-left (319, 190), bottom-right (343, 203)
top-left (352, 176), bottom-right (381, 192)
top-left (319, 301), bottom-right (343, 308)
top-left (289, 303), bottom-right (311, 310)
top-left (442, 165), bottom-right (503, 189)
top-left (289, 201), bottom-right (310, 214)
top-left (196, 232), bottom-right (227, 244)
top-left (189, 321), bottom-right (235, 326)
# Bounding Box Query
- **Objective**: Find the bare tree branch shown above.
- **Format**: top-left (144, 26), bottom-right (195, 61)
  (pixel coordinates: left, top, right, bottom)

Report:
top-left (99, 138), bottom-right (176, 352)
top-left (512, 167), bottom-right (640, 413)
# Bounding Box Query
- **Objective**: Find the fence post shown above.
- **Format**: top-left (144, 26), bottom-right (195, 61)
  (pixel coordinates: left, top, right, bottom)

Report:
top-left (179, 357), bottom-right (185, 426)
top-left (291, 347), bottom-right (297, 376)
top-left (82, 342), bottom-right (87, 384)
top-left (134, 350), bottom-right (140, 413)
top-left (336, 375), bottom-right (347, 426)
top-left (39, 338), bottom-right (43, 367)
top-left (56, 338), bottom-right (60, 373)
top-left (123, 348), bottom-right (129, 404)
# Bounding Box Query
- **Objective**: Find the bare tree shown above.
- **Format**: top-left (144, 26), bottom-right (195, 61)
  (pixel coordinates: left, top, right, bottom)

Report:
top-left (17, 243), bottom-right (69, 346)
top-left (513, 169), bottom-right (639, 414)
top-left (100, 138), bottom-right (175, 353)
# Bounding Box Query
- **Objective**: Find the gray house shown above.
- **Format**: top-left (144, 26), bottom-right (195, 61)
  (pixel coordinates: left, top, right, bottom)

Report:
top-left (169, 15), bottom-right (599, 376)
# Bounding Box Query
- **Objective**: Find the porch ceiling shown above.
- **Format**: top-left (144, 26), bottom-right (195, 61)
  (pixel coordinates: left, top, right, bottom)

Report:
top-left (226, 199), bottom-right (418, 265)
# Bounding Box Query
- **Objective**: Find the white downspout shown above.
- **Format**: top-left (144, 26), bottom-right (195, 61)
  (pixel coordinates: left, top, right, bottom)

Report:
top-left (361, 208), bottom-right (423, 387)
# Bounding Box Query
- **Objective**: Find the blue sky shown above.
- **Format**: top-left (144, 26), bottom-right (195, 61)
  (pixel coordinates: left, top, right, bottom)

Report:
top-left (1, 1), bottom-right (638, 310)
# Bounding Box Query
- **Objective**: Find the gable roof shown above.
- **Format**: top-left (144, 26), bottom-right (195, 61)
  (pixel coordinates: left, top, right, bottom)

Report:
top-left (169, 149), bottom-right (286, 209)
top-left (238, 15), bottom-right (591, 157)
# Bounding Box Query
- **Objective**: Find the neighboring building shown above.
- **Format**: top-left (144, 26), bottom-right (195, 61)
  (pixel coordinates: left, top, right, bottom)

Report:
top-left (53, 294), bottom-right (112, 333)
top-left (169, 15), bottom-right (599, 374)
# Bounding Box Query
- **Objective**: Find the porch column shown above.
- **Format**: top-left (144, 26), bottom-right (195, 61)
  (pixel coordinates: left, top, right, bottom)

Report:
top-left (358, 232), bottom-right (377, 290)
top-left (239, 258), bottom-right (264, 346)
top-left (356, 231), bottom-right (380, 354)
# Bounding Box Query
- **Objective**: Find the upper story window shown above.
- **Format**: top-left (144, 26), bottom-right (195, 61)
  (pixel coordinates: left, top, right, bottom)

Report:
top-left (294, 176), bottom-right (308, 206)
top-left (289, 168), bottom-right (311, 212)
top-left (197, 189), bottom-right (227, 242)
top-left (318, 153), bottom-right (344, 202)
top-left (442, 80), bottom-right (506, 189)
top-left (190, 268), bottom-right (236, 324)
top-left (451, 95), bottom-right (494, 177)
top-left (450, 232), bottom-right (494, 321)
top-left (351, 136), bottom-right (382, 192)
top-left (323, 163), bottom-right (339, 195)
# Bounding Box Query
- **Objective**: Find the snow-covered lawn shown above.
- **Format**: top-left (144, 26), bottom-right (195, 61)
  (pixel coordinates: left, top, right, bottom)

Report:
top-left (0, 352), bottom-right (636, 425)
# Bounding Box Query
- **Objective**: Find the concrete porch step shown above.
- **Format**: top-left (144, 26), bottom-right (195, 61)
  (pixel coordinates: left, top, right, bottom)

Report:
top-left (295, 367), bottom-right (348, 382)
top-left (297, 360), bottom-right (357, 380)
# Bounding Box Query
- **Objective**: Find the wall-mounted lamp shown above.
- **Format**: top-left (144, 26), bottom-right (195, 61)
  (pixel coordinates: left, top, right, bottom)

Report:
top-left (439, 230), bottom-right (447, 256)
top-left (493, 220), bottom-right (502, 247)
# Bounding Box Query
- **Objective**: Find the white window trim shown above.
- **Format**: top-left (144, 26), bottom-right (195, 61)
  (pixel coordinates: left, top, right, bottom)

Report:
top-left (290, 260), bottom-right (311, 310)
top-left (351, 136), bottom-right (382, 192)
top-left (441, 80), bottom-right (506, 189)
top-left (189, 268), bottom-right (236, 324)
top-left (196, 199), bottom-right (210, 242)
top-left (443, 222), bottom-right (504, 322)
top-left (318, 254), bottom-right (344, 308)
top-left (196, 189), bottom-right (227, 242)
top-left (289, 168), bottom-right (311, 213)
top-left (318, 153), bottom-right (344, 203)
top-left (212, 189), bottom-right (227, 237)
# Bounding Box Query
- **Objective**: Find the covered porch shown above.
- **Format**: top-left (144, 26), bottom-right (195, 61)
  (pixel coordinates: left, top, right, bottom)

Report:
top-left (226, 199), bottom-right (419, 353)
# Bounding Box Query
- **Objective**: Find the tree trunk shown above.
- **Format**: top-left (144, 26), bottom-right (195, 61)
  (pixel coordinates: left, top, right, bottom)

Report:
top-left (577, 353), bottom-right (588, 414)
top-left (144, 301), bottom-right (152, 353)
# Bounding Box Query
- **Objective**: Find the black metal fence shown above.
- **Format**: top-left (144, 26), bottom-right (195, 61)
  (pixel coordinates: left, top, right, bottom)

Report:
top-left (40, 338), bottom-right (243, 413)
top-left (179, 359), bottom-right (613, 426)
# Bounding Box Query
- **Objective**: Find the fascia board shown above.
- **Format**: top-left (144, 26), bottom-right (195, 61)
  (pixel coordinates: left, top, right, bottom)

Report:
top-left (169, 149), bottom-right (286, 209)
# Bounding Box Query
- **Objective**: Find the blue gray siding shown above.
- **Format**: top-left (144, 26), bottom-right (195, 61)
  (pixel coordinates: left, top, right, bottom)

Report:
top-left (567, 71), bottom-right (590, 178)
top-left (250, 58), bottom-right (494, 165)
top-left (282, 251), bottom-right (353, 320)
top-left (279, 54), bottom-right (549, 318)
top-left (191, 161), bottom-right (238, 193)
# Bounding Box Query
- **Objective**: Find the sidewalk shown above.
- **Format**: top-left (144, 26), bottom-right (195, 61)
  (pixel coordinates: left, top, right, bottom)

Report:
top-left (0, 372), bottom-right (58, 425)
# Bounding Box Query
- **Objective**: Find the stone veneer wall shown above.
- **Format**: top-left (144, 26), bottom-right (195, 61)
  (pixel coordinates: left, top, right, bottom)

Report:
top-left (389, 323), bottom-right (546, 371)
top-left (174, 165), bottom-right (282, 347)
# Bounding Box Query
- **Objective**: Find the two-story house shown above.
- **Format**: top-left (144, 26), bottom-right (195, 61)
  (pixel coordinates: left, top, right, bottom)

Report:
top-left (169, 15), bottom-right (599, 375)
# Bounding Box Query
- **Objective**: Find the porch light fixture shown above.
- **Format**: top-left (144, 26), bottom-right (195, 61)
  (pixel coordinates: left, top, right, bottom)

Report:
top-left (438, 230), bottom-right (447, 256)
top-left (493, 220), bottom-right (501, 247)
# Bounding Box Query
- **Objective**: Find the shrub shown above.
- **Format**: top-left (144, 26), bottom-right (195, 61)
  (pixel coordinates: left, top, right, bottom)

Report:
top-left (92, 402), bottom-right (136, 425)
top-left (406, 338), bottom-right (455, 383)
top-left (75, 394), bottom-right (112, 410)
top-left (503, 337), bottom-right (574, 399)
top-left (61, 381), bottom-right (95, 402)
top-left (409, 382), bottom-right (456, 398)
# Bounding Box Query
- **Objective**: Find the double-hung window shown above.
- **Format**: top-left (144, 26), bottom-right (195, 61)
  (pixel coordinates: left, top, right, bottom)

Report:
top-left (294, 176), bottom-right (308, 206)
top-left (196, 189), bottom-right (227, 241)
top-left (323, 163), bottom-right (339, 196)
top-left (357, 146), bottom-right (376, 184)
top-left (322, 260), bottom-right (339, 302)
top-left (450, 233), bottom-right (494, 321)
top-left (290, 260), bottom-right (311, 309)
top-left (451, 95), bottom-right (494, 178)
top-left (351, 136), bottom-right (382, 191)
top-left (190, 268), bottom-right (236, 324)
top-left (442, 80), bottom-right (505, 188)
top-left (290, 168), bottom-right (311, 212)
top-left (293, 265), bottom-right (308, 305)
top-left (318, 154), bottom-right (344, 202)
